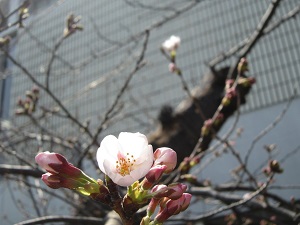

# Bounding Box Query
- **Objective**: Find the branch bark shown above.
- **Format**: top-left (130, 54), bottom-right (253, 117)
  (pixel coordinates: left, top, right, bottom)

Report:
top-left (0, 164), bottom-right (43, 177)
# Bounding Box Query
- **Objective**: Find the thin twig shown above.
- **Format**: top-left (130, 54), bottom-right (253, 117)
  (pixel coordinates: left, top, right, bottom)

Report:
top-left (77, 29), bottom-right (150, 167)
top-left (174, 175), bottom-right (278, 222)
top-left (243, 84), bottom-right (298, 169)
top-left (0, 48), bottom-right (94, 140)
top-left (0, 164), bottom-right (43, 177)
top-left (15, 215), bottom-right (103, 225)
top-left (226, 0), bottom-right (282, 79)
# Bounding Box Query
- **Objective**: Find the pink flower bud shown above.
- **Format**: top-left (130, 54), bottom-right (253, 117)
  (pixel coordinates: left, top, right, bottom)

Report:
top-left (168, 63), bottom-right (177, 73)
top-left (147, 197), bottom-right (161, 217)
top-left (238, 57), bottom-right (249, 74)
top-left (42, 173), bottom-right (82, 189)
top-left (176, 193), bottom-right (192, 212)
top-left (151, 184), bottom-right (168, 195)
top-left (32, 86), bottom-right (40, 94)
top-left (154, 193), bottom-right (192, 223)
top-left (165, 183), bottom-right (187, 200)
top-left (36, 152), bottom-right (99, 195)
top-left (146, 165), bottom-right (167, 184)
top-left (225, 87), bottom-right (237, 98)
top-left (41, 173), bottom-right (61, 189)
top-left (153, 147), bottom-right (177, 173)
top-left (201, 119), bottom-right (213, 136)
top-left (151, 183), bottom-right (187, 200)
top-left (189, 155), bottom-right (201, 167)
top-left (226, 79), bottom-right (234, 88)
top-left (35, 151), bottom-right (82, 177)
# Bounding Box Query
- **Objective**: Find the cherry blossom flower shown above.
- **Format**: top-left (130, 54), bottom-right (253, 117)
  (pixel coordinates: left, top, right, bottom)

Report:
top-left (97, 132), bottom-right (154, 187)
top-left (162, 35), bottom-right (181, 51)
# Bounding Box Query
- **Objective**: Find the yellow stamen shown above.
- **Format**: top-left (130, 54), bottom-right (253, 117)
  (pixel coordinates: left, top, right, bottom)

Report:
top-left (116, 152), bottom-right (136, 176)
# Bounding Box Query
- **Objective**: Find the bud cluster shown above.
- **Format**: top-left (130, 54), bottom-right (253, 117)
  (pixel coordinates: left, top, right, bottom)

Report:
top-left (263, 160), bottom-right (284, 176)
top-left (161, 35), bottom-right (181, 74)
top-left (0, 36), bottom-right (10, 48)
top-left (63, 14), bottom-right (84, 38)
top-left (15, 86), bottom-right (40, 115)
top-left (178, 155), bottom-right (201, 174)
top-left (36, 144), bottom-right (191, 225)
top-left (221, 58), bottom-right (256, 109)
top-left (18, 1), bottom-right (30, 28)
top-left (141, 183), bottom-right (191, 225)
top-left (35, 152), bottom-right (105, 197)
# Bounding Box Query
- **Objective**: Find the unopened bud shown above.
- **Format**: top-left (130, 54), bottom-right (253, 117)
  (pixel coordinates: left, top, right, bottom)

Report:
top-left (238, 57), bottom-right (249, 74)
top-left (269, 160), bottom-right (283, 173)
top-left (0, 36), bottom-right (11, 47)
top-left (214, 113), bottom-right (224, 126)
top-left (201, 119), bottom-right (213, 136)
top-left (153, 147), bottom-right (177, 173)
top-left (189, 155), bottom-right (201, 167)
top-left (178, 157), bottom-right (191, 174)
top-left (142, 165), bottom-right (167, 189)
top-left (238, 77), bottom-right (256, 87)
top-left (181, 175), bottom-right (197, 186)
top-left (169, 63), bottom-right (177, 73)
top-left (225, 79), bottom-right (234, 89)
top-left (221, 97), bottom-right (231, 106)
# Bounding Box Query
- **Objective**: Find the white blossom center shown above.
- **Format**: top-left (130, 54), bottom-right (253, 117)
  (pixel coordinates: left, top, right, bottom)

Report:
top-left (116, 152), bottom-right (136, 176)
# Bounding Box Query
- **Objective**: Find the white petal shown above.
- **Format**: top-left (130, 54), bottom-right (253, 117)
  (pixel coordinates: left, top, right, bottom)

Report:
top-left (112, 175), bottom-right (136, 187)
top-left (97, 135), bottom-right (121, 174)
top-left (118, 132), bottom-right (148, 158)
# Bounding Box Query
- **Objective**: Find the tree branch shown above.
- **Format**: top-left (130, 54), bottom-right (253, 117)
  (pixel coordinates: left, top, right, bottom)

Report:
top-left (15, 215), bottom-right (103, 225)
top-left (0, 164), bottom-right (43, 178)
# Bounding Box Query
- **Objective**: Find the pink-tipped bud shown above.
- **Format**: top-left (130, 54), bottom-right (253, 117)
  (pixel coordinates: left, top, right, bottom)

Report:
top-left (225, 79), bottom-right (234, 89)
top-left (42, 173), bottom-right (61, 189)
top-left (225, 87), bottom-right (237, 98)
top-left (179, 193), bottom-right (192, 212)
top-left (147, 198), bottom-right (160, 217)
top-left (178, 157), bottom-right (191, 174)
top-left (151, 184), bottom-right (168, 197)
top-left (201, 119), bottom-right (213, 136)
top-left (189, 155), bottom-right (201, 167)
top-left (238, 57), bottom-right (249, 74)
top-left (146, 165), bottom-right (167, 183)
top-left (151, 183), bottom-right (187, 200)
top-left (42, 173), bottom-right (82, 190)
top-left (36, 152), bottom-right (99, 195)
top-left (154, 193), bottom-right (192, 223)
top-left (35, 151), bottom-right (82, 177)
top-left (169, 63), bottom-right (177, 73)
top-left (165, 183), bottom-right (187, 200)
top-left (154, 147), bottom-right (177, 173)
top-left (32, 86), bottom-right (40, 94)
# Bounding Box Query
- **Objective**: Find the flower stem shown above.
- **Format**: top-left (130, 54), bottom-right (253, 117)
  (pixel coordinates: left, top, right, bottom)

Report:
top-left (105, 175), bottom-right (135, 225)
